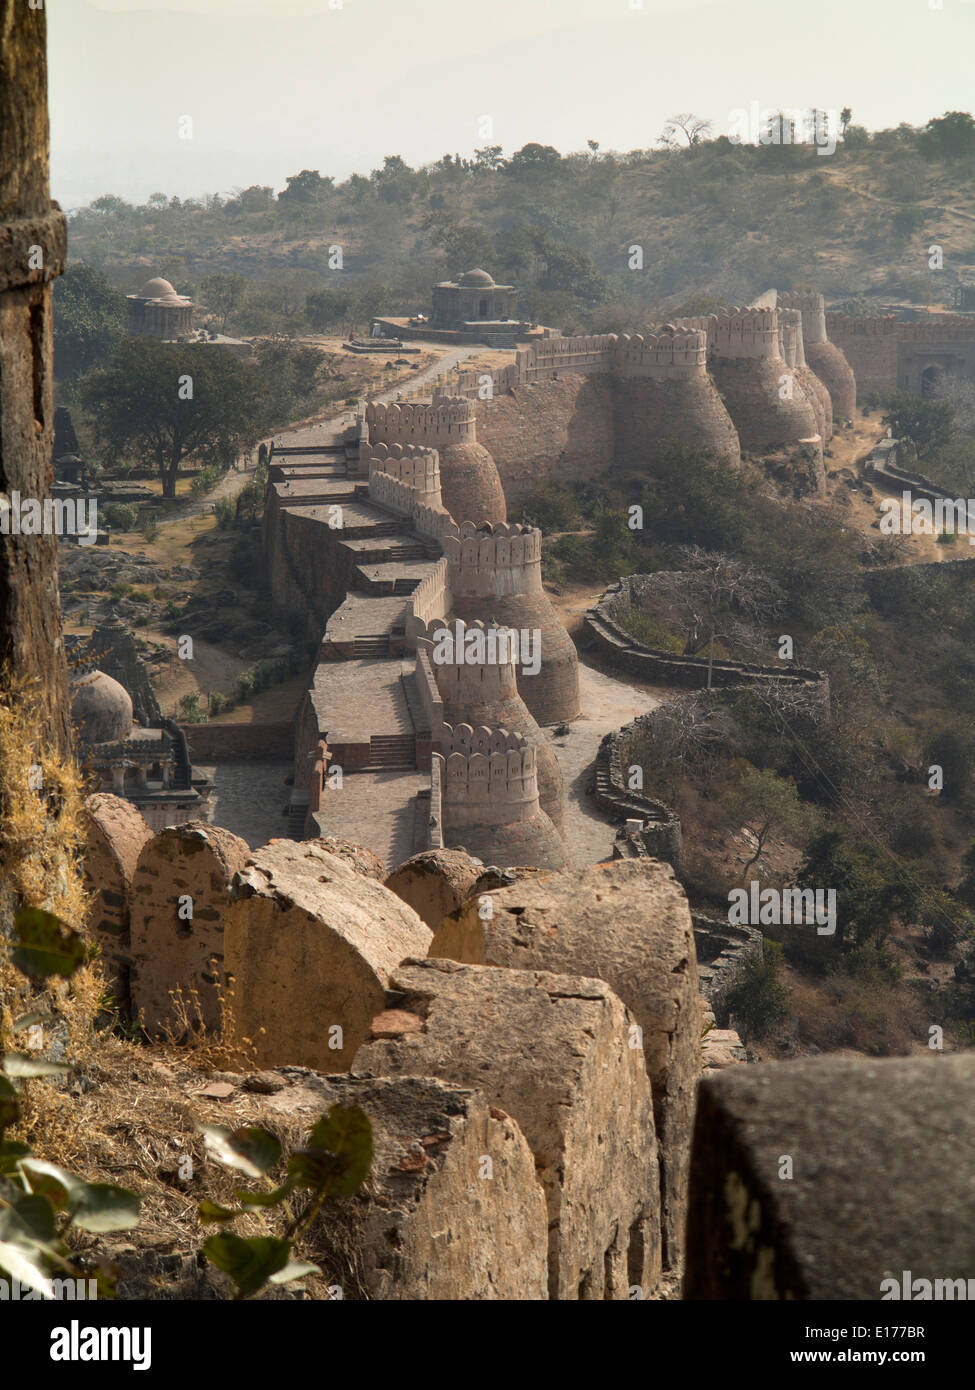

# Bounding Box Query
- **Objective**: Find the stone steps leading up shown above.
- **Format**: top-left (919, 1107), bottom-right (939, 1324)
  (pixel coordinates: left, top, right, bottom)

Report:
top-left (353, 636), bottom-right (391, 658)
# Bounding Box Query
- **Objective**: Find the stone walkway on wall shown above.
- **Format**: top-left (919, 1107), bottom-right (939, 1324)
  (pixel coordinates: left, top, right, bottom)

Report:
top-left (195, 760), bottom-right (294, 849)
top-left (315, 769), bottom-right (427, 869)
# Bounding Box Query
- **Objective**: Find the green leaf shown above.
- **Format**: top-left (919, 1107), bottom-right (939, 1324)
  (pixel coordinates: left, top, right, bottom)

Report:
top-left (2, 1052), bottom-right (73, 1079)
top-left (0, 1077), bottom-right (20, 1134)
top-left (202, 1233), bottom-right (291, 1299)
top-left (18, 1157), bottom-right (77, 1209)
top-left (197, 1199), bottom-right (238, 1225)
top-left (11, 907), bottom-right (86, 980)
top-left (12, 1192), bottom-right (57, 1244)
top-left (289, 1105), bottom-right (373, 1196)
top-left (0, 1239), bottom-right (54, 1300)
top-left (202, 1125), bottom-right (282, 1179)
top-left (0, 1140), bottom-right (31, 1175)
top-left (268, 1258), bottom-right (320, 1285)
top-left (232, 1182), bottom-right (294, 1208)
top-left (69, 1183), bottom-right (141, 1234)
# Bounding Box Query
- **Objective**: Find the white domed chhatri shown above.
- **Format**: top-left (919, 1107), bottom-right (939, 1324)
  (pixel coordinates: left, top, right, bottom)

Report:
top-left (137, 276), bottom-right (181, 301)
top-left (126, 272), bottom-right (194, 337)
top-left (431, 267), bottom-right (517, 331)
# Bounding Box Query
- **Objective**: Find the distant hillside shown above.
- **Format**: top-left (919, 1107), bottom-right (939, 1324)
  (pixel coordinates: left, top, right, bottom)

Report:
top-left (65, 116), bottom-right (975, 337)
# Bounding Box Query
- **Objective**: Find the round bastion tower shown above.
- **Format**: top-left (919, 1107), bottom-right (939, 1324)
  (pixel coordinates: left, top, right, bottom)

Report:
top-left (364, 398), bottom-right (507, 527)
top-left (435, 723), bottom-right (568, 871)
top-left (419, 617), bottom-right (566, 832)
top-left (443, 523), bottom-right (581, 726)
top-left (777, 308), bottom-right (833, 442)
top-left (778, 291), bottom-right (857, 420)
top-left (676, 308), bottom-right (821, 451)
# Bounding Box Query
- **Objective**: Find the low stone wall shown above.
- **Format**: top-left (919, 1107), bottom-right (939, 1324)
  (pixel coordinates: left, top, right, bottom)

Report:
top-left (585, 581), bottom-right (826, 698)
top-left (691, 913), bottom-right (763, 1026)
top-left (180, 721), bottom-right (294, 761)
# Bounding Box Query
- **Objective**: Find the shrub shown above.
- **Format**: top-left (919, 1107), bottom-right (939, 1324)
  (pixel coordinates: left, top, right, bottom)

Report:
top-left (209, 691), bottom-right (225, 716)
top-left (214, 497), bottom-right (235, 530)
top-left (726, 940), bottom-right (788, 1043)
top-left (104, 503), bottom-right (137, 530)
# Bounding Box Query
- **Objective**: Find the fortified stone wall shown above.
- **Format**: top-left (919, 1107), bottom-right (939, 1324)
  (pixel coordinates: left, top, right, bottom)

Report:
top-left (778, 291), bottom-right (856, 418)
top-left (445, 524), bottom-right (580, 724)
top-left (826, 311), bottom-right (975, 399)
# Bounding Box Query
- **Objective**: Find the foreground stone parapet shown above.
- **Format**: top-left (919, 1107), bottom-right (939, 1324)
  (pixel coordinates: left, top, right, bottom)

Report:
top-left (354, 957), bottom-right (660, 1299)
top-left (684, 1054), bottom-right (975, 1300)
top-left (300, 1073), bottom-right (548, 1299)
top-left (129, 820), bottom-right (249, 1033)
top-left (225, 840), bottom-right (432, 1070)
top-left (384, 848), bottom-right (490, 929)
top-left (429, 859), bottom-right (698, 1268)
top-left (309, 837), bottom-right (386, 880)
top-left (82, 793), bottom-right (152, 1010)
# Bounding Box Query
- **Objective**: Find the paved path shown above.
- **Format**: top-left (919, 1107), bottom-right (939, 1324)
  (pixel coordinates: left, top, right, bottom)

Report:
top-left (272, 343), bottom-right (482, 449)
top-left (547, 661), bottom-right (667, 868)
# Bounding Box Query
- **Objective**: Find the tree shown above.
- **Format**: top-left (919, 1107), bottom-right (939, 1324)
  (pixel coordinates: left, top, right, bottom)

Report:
top-left (881, 391), bottom-right (955, 460)
top-left (658, 113), bottom-right (712, 149)
top-left (238, 185), bottom-right (275, 212)
top-left (646, 548), bottom-right (783, 675)
top-left (796, 831), bottom-right (920, 948)
top-left (722, 767), bottom-right (812, 884)
top-left (278, 169), bottom-right (333, 205)
top-left (201, 273), bottom-right (248, 330)
top-left (840, 108), bottom-right (853, 135)
top-left (920, 111), bottom-right (975, 161)
top-left (473, 144), bottom-right (505, 172)
top-left (52, 262), bottom-right (125, 380)
top-left (305, 287), bottom-right (354, 332)
top-left (891, 205), bottom-right (925, 244)
top-left (725, 941), bottom-right (788, 1043)
top-left (80, 339), bottom-right (269, 498)
top-left (923, 728), bottom-right (975, 801)
top-left (505, 143), bottom-right (562, 177)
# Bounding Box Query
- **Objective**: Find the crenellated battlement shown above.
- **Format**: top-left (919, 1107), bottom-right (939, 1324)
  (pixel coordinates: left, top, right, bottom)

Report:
top-left (365, 397), bottom-right (478, 446)
top-left (443, 525), bottom-right (543, 596)
top-left (613, 328), bottom-right (709, 379)
top-left (776, 307), bottom-right (804, 367)
top-left (826, 312), bottom-right (975, 342)
top-left (362, 440), bottom-right (442, 492)
top-left (691, 307), bottom-right (782, 360)
top-left (437, 722), bottom-right (540, 819)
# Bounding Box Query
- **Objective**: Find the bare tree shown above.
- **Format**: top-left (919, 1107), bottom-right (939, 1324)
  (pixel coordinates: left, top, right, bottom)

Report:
top-left (658, 113), bottom-right (713, 149)
top-left (626, 550), bottom-right (784, 683)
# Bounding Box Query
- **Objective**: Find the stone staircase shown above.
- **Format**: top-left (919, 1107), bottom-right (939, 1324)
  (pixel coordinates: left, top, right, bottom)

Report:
top-left (352, 635), bottom-right (390, 658)
top-left (367, 734), bottom-right (416, 770)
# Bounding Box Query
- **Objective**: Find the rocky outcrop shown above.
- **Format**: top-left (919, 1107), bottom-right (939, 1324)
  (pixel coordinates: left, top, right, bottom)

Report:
top-left (354, 957), bottom-right (661, 1299)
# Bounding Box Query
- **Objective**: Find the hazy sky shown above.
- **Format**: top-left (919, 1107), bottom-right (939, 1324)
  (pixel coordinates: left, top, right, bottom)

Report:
top-left (49, 0), bottom-right (975, 209)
